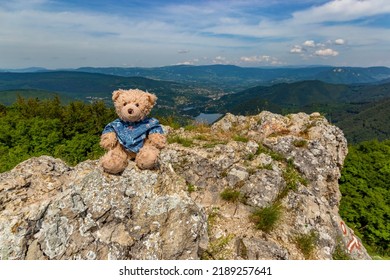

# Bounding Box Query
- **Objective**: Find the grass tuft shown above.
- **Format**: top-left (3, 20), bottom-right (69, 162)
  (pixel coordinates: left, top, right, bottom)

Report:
top-left (250, 203), bottom-right (282, 233)
top-left (220, 188), bottom-right (241, 202)
top-left (295, 230), bottom-right (319, 259)
top-left (167, 135), bottom-right (193, 147)
top-left (293, 139), bottom-right (308, 148)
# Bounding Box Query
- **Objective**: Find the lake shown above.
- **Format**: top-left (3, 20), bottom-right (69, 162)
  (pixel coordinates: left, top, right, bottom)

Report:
top-left (194, 113), bottom-right (223, 124)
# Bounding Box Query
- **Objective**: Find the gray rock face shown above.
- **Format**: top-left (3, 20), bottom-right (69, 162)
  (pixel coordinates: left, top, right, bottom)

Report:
top-left (0, 111), bottom-right (371, 260)
top-left (0, 157), bottom-right (207, 260)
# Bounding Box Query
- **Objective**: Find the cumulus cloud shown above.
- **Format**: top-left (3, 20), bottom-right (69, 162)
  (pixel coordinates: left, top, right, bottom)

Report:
top-left (1, 0), bottom-right (390, 67)
top-left (240, 55), bottom-right (282, 65)
top-left (315, 48), bottom-right (339, 56)
top-left (176, 61), bottom-right (193, 65)
top-left (213, 56), bottom-right (229, 64)
top-left (290, 45), bottom-right (305, 54)
top-left (175, 58), bottom-right (199, 65)
top-left (303, 40), bottom-right (316, 47)
top-left (334, 38), bottom-right (346, 45)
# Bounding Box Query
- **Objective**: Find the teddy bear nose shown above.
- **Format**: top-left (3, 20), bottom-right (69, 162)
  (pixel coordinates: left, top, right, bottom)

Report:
top-left (128, 108), bottom-right (133, 114)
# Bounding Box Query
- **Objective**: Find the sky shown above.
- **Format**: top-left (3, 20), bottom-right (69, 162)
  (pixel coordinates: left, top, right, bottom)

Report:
top-left (1, 0), bottom-right (390, 68)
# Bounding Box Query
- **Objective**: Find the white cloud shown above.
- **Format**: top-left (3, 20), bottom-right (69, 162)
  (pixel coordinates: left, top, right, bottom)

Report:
top-left (334, 38), bottom-right (346, 45)
top-left (213, 56), bottom-right (229, 64)
top-left (303, 40), bottom-right (316, 47)
top-left (1, 0), bottom-right (390, 67)
top-left (240, 55), bottom-right (282, 65)
top-left (315, 48), bottom-right (339, 56)
top-left (176, 61), bottom-right (193, 65)
top-left (290, 45), bottom-right (305, 54)
top-left (293, 0), bottom-right (390, 24)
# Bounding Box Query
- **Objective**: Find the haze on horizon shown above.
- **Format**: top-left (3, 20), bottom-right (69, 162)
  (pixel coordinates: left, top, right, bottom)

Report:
top-left (1, 0), bottom-right (390, 69)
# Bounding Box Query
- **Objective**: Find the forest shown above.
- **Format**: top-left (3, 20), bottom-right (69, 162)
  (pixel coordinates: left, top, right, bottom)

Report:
top-left (0, 96), bottom-right (388, 258)
top-left (0, 97), bottom-right (116, 172)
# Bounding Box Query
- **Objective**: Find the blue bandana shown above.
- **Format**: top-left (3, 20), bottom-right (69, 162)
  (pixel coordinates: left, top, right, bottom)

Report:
top-left (102, 117), bottom-right (164, 153)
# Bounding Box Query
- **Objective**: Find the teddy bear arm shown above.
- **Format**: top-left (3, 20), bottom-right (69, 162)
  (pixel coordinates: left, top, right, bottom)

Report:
top-left (147, 133), bottom-right (167, 149)
top-left (100, 132), bottom-right (118, 150)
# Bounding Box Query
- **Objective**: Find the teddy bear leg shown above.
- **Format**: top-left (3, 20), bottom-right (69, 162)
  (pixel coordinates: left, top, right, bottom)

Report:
top-left (135, 145), bottom-right (160, 170)
top-left (101, 145), bottom-right (129, 174)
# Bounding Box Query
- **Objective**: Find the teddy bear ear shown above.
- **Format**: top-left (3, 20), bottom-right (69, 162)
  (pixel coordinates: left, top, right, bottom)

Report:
top-left (112, 89), bottom-right (123, 102)
top-left (146, 93), bottom-right (157, 106)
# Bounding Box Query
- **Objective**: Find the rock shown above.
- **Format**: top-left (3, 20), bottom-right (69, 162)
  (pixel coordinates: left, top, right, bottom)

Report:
top-left (0, 157), bottom-right (207, 260)
top-left (0, 112), bottom-right (371, 260)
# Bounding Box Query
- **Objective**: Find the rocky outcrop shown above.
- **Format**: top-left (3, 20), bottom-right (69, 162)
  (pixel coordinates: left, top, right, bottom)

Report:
top-left (0, 111), bottom-right (371, 260)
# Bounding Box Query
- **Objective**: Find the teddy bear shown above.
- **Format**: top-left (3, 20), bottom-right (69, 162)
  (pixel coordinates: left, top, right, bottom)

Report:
top-left (100, 88), bottom-right (166, 174)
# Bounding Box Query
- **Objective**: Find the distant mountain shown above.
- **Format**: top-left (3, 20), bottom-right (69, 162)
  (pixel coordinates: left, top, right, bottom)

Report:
top-left (75, 65), bottom-right (390, 91)
top-left (206, 80), bottom-right (390, 143)
top-left (313, 67), bottom-right (390, 84)
top-left (335, 97), bottom-right (390, 143)
top-left (0, 71), bottom-right (214, 115)
top-left (0, 67), bottom-right (48, 73)
top-left (1, 70), bottom-right (390, 143)
top-left (212, 80), bottom-right (390, 115)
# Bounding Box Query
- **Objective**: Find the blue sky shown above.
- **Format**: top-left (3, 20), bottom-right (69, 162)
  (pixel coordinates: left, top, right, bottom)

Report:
top-left (1, 0), bottom-right (390, 68)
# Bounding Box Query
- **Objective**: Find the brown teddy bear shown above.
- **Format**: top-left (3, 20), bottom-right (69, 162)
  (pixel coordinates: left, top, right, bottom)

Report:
top-left (100, 89), bottom-right (166, 174)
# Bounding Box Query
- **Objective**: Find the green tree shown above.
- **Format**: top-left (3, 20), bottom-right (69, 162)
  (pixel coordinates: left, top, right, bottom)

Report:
top-left (339, 140), bottom-right (390, 257)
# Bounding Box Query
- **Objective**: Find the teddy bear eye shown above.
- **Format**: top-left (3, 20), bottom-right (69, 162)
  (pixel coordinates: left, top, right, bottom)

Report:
top-left (135, 103), bottom-right (139, 107)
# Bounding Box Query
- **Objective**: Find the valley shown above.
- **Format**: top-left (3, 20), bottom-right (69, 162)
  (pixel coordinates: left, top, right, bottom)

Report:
top-left (1, 65), bottom-right (390, 143)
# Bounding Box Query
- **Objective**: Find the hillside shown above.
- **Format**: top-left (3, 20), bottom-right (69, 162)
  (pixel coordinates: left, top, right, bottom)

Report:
top-left (215, 80), bottom-right (390, 114)
top-left (209, 81), bottom-right (390, 142)
top-left (0, 89), bottom-right (75, 106)
top-left (0, 111), bottom-right (371, 260)
top-left (1, 71), bottom-right (390, 142)
top-left (335, 98), bottom-right (390, 143)
top-left (0, 71), bottom-right (215, 115)
top-left (76, 65), bottom-right (390, 90)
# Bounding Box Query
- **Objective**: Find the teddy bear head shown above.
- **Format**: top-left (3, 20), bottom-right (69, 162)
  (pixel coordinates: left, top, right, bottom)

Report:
top-left (112, 88), bottom-right (157, 123)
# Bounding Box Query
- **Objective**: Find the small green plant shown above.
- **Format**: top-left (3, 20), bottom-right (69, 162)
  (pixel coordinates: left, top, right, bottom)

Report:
top-left (255, 143), bottom-right (269, 155)
top-left (187, 183), bottom-right (196, 193)
top-left (293, 139), bottom-right (308, 148)
top-left (269, 150), bottom-right (285, 161)
top-left (246, 153), bottom-right (255, 161)
top-left (258, 163), bottom-right (273, 170)
top-left (332, 237), bottom-right (351, 260)
top-left (220, 188), bottom-right (241, 202)
top-left (158, 116), bottom-right (182, 129)
top-left (184, 122), bottom-right (210, 133)
top-left (255, 143), bottom-right (285, 162)
top-left (167, 135), bottom-right (193, 147)
top-left (250, 203), bottom-right (282, 233)
top-left (201, 234), bottom-right (235, 260)
top-left (277, 161), bottom-right (307, 200)
top-left (233, 134), bottom-right (249, 143)
top-left (206, 207), bottom-right (220, 235)
top-left (194, 134), bottom-right (209, 141)
top-left (295, 230), bottom-right (319, 259)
